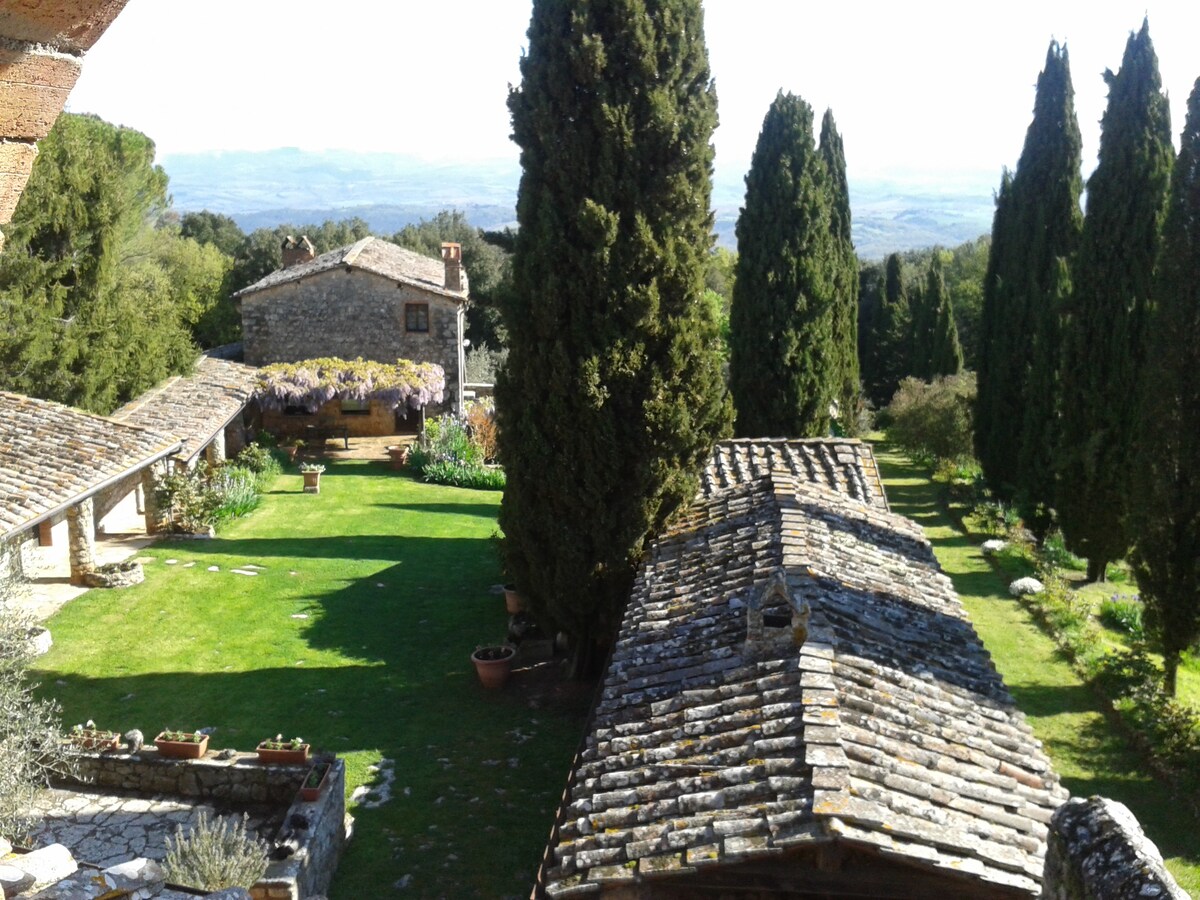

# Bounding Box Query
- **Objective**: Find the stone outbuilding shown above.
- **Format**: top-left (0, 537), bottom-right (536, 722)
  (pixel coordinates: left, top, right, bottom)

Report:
top-left (536, 438), bottom-right (1069, 898)
top-left (0, 391), bottom-right (179, 585)
top-left (236, 236), bottom-right (470, 420)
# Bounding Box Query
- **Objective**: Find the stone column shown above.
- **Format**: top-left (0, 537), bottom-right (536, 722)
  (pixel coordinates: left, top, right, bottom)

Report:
top-left (206, 430), bottom-right (227, 466)
top-left (134, 480), bottom-right (145, 515)
top-left (141, 466), bottom-right (162, 535)
top-left (67, 498), bottom-right (95, 586)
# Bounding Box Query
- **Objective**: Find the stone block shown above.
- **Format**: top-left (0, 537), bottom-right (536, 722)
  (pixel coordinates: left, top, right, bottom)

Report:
top-left (0, 0), bottom-right (131, 53)
top-left (0, 139), bottom-right (37, 223)
top-left (101, 857), bottom-right (165, 892)
top-left (5, 842), bottom-right (77, 888)
top-left (0, 864), bottom-right (35, 898)
top-left (0, 47), bottom-right (80, 139)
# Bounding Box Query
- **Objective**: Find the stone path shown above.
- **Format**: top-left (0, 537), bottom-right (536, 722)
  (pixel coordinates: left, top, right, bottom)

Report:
top-left (27, 788), bottom-right (274, 869)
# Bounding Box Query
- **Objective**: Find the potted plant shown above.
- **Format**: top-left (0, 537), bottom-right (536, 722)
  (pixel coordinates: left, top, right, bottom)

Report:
top-left (300, 759), bottom-right (332, 801)
top-left (299, 462), bottom-right (325, 493)
top-left (68, 721), bottom-right (120, 752)
top-left (154, 729), bottom-right (209, 759)
top-left (256, 734), bottom-right (310, 765)
top-left (285, 439), bottom-right (305, 463)
top-left (503, 583), bottom-right (525, 615)
top-left (385, 444), bottom-right (410, 470)
top-left (471, 644), bottom-right (516, 689)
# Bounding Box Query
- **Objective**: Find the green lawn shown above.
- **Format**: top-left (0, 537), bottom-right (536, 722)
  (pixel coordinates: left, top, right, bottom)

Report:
top-left (873, 440), bottom-right (1200, 892)
top-left (35, 460), bottom-right (589, 898)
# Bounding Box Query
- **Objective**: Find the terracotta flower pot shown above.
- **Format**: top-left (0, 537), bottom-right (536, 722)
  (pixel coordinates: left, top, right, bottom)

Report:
top-left (503, 584), bottom-right (524, 615)
top-left (154, 732), bottom-right (209, 759)
top-left (302, 471), bottom-right (321, 493)
top-left (385, 445), bottom-right (410, 471)
top-left (472, 645), bottom-right (515, 689)
top-left (300, 761), bottom-right (331, 801)
top-left (256, 742), bottom-right (311, 765)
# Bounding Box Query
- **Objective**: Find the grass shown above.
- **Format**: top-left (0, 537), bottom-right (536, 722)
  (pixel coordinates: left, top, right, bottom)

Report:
top-left (34, 459), bottom-right (589, 898)
top-left (873, 438), bottom-right (1200, 892)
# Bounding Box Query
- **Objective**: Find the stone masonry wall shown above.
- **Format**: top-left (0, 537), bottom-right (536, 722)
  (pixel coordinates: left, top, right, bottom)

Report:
top-left (262, 398), bottom-right (406, 440)
top-left (66, 750), bottom-right (346, 900)
top-left (1043, 796), bottom-right (1188, 899)
top-left (241, 269), bottom-right (462, 406)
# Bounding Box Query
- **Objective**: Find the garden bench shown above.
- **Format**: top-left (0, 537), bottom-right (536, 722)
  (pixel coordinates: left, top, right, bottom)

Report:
top-left (304, 425), bottom-right (350, 449)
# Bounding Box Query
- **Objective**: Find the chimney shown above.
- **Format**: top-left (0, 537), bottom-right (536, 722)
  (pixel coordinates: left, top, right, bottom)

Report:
top-left (441, 242), bottom-right (463, 291)
top-left (281, 235), bottom-right (316, 268)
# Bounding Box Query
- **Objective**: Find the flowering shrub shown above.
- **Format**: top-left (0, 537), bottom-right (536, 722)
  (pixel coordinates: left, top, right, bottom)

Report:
top-left (464, 399), bottom-right (498, 462)
top-left (254, 357), bottom-right (444, 413)
top-left (1099, 594), bottom-right (1145, 640)
top-left (408, 414), bottom-right (503, 491)
top-left (164, 810), bottom-right (268, 890)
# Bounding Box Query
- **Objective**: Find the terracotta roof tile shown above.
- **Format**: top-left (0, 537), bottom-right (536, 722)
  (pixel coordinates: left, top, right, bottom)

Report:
top-left (541, 440), bottom-right (1066, 897)
top-left (0, 392), bottom-right (179, 540)
top-left (110, 355), bottom-right (257, 463)
top-left (233, 236), bottom-right (468, 301)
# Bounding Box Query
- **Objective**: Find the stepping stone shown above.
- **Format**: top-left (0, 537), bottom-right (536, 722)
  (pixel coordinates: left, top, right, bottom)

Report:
top-left (291, 614), bottom-right (309, 619)
top-left (243, 564), bottom-right (266, 570)
top-left (164, 559), bottom-right (178, 565)
top-left (230, 568), bottom-right (258, 576)
top-left (182, 561), bottom-right (195, 568)
top-left (207, 565), bottom-right (220, 572)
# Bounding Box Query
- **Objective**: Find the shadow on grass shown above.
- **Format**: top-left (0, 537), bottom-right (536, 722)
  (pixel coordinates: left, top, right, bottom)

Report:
top-left (152, 534), bottom-right (486, 564)
top-left (374, 502), bottom-right (502, 519)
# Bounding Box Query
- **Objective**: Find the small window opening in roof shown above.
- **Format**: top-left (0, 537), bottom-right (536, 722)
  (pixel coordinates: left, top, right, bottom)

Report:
top-left (745, 568), bottom-right (811, 658)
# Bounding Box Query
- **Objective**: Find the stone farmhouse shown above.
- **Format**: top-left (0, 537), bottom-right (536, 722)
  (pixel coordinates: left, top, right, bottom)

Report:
top-left (236, 236), bottom-right (470, 434)
top-left (534, 439), bottom-right (1185, 899)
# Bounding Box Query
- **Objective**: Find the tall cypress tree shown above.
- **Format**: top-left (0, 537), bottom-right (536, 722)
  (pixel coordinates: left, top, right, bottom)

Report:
top-left (876, 253), bottom-right (912, 403)
top-left (926, 257), bottom-right (963, 377)
top-left (1057, 20), bottom-right (1173, 581)
top-left (819, 109), bottom-right (860, 434)
top-left (497, 0), bottom-right (731, 675)
top-left (908, 255), bottom-right (941, 380)
top-left (1129, 78), bottom-right (1200, 695)
top-left (730, 91), bottom-right (838, 437)
top-left (976, 43), bottom-right (1083, 510)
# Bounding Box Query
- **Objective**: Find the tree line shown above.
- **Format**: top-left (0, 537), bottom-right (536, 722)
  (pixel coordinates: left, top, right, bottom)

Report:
top-left (973, 24), bottom-right (1200, 694)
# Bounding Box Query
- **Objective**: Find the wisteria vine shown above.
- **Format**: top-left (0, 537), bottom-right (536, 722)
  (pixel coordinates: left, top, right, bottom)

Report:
top-left (253, 357), bottom-right (445, 413)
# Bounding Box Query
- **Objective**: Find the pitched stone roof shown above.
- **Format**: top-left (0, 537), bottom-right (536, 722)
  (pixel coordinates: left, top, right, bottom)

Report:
top-left (233, 236), bottom-right (468, 301)
top-left (703, 437), bottom-right (888, 510)
top-left (540, 467), bottom-right (1066, 897)
top-left (0, 392), bottom-right (180, 541)
top-left (111, 355), bottom-right (258, 464)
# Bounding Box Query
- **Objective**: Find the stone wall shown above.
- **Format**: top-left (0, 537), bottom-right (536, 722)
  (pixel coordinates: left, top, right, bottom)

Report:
top-left (262, 398), bottom-right (413, 440)
top-left (241, 268), bottom-right (463, 409)
top-left (1043, 796), bottom-right (1188, 899)
top-left (65, 749), bottom-right (347, 900)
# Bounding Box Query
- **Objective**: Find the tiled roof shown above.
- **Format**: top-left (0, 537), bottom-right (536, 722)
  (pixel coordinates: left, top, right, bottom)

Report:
top-left (233, 237), bottom-right (468, 301)
top-left (703, 438), bottom-right (888, 510)
top-left (0, 392), bottom-right (180, 541)
top-left (541, 470), bottom-right (1066, 897)
top-left (111, 356), bottom-right (258, 464)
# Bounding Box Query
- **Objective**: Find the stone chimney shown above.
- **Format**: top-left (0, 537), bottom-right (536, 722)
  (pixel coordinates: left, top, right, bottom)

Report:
top-left (281, 235), bottom-right (316, 268)
top-left (441, 242), bottom-right (463, 291)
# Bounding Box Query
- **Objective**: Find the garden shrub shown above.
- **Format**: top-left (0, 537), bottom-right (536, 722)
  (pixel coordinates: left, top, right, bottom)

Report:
top-left (409, 414), bottom-right (503, 490)
top-left (1039, 529), bottom-right (1085, 571)
top-left (464, 399), bottom-right (499, 463)
top-left (235, 444), bottom-right (282, 489)
top-left (154, 468), bottom-right (221, 533)
top-left (211, 466), bottom-right (261, 521)
top-left (1099, 594), bottom-right (1145, 640)
top-left (163, 810), bottom-right (268, 890)
top-left (464, 344), bottom-right (507, 384)
top-left (885, 372), bottom-right (977, 464)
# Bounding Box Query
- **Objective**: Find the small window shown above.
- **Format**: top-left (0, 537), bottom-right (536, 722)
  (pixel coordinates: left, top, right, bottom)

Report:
top-left (406, 303), bottom-right (429, 333)
top-left (341, 398), bottom-right (370, 417)
top-left (283, 405), bottom-right (313, 417)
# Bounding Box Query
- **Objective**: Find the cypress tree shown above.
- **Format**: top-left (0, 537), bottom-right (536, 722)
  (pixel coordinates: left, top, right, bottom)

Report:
top-left (497, 0), bottom-right (731, 676)
top-left (819, 109), bottom-right (860, 434)
top-left (729, 91), bottom-right (838, 437)
top-left (908, 255), bottom-right (941, 380)
top-left (977, 42), bottom-right (1083, 509)
top-left (877, 253), bottom-right (912, 402)
top-left (1129, 78), bottom-right (1200, 695)
top-left (1057, 20), bottom-right (1173, 581)
top-left (926, 258), bottom-right (963, 377)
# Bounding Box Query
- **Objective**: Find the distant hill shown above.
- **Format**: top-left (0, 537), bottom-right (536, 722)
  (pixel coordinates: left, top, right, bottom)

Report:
top-left (161, 148), bottom-right (997, 260)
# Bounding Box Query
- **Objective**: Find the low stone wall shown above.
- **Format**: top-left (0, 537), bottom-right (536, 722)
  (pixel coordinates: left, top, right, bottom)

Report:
top-left (62, 748), bottom-right (346, 899)
top-left (1043, 796), bottom-right (1188, 899)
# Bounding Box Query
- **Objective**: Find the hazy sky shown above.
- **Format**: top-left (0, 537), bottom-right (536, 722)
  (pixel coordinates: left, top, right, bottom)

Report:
top-left (67, 1), bottom-right (1200, 190)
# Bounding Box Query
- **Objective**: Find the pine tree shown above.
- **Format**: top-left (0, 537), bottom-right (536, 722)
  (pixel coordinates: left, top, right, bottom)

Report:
top-left (1129, 78), bottom-right (1200, 695)
top-left (497, 0), bottom-right (731, 676)
top-left (976, 42), bottom-right (1083, 513)
top-left (819, 109), bottom-right (860, 434)
top-left (1057, 21), bottom-right (1173, 581)
top-left (729, 91), bottom-right (838, 437)
top-left (926, 258), bottom-right (963, 377)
